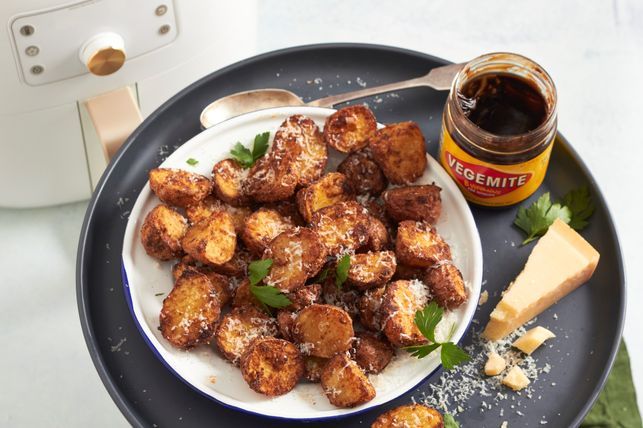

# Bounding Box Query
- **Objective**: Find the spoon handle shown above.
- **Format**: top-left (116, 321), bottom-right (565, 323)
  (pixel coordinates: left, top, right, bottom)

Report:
top-left (307, 63), bottom-right (464, 108)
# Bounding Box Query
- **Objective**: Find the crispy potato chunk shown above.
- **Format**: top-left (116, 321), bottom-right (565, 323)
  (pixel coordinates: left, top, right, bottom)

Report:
top-left (277, 114), bottom-right (328, 187)
top-left (186, 196), bottom-right (251, 234)
top-left (303, 355), bottom-right (328, 383)
top-left (320, 353), bottom-right (376, 408)
top-left (381, 280), bottom-right (431, 347)
top-left (393, 263), bottom-right (425, 281)
top-left (171, 262), bottom-right (232, 306)
top-left (337, 151), bottom-right (387, 195)
top-left (266, 199), bottom-right (306, 226)
top-left (425, 263), bottom-right (467, 309)
top-left (241, 208), bottom-right (294, 256)
top-left (323, 105), bottom-right (377, 153)
top-left (286, 283), bottom-right (322, 311)
top-left (181, 211), bottom-right (236, 265)
top-left (369, 122), bottom-right (427, 184)
top-left (214, 306), bottom-right (278, 365)
top-left (310, 201), bottom-right (371, 254)
top-left (293, 304), bottom-right (354, 358)
top-left (140, 204), bottom-right (187, 260)
top-left (264, 228), bottom-right (328, 292)
top-left (240, 337), bottom-right (304, 396)
top-left (276, 310), bottom-right (297, 341)
top-left (365, 217), bottom-right (391, 252)
top-left (159, 270), bottom-right (221, 349)
top-left (149, 168), bottom-right (212, 207)
top-left (382, 185), bottom-right (442, 223)
top-left (358, 286), bottom-right (386, 332)
top-left (209, 247), bottom-right (251, 278)
top-left (322, 275), bottom-right (360, 318)
top-left (395, 221), bottom-right (452, 268)
top-left (347, 251), bottom-right (396, 290)
top-left (353, 332), bottom-right (394, 374)
top-left (232, 278), bottom-right (262, 309)
top-left (372, 403), bottom-right (444, 428)
top-left (211, 159), bottom-right (250, 206)
top-left (296, 172), bottom-right (354, 222)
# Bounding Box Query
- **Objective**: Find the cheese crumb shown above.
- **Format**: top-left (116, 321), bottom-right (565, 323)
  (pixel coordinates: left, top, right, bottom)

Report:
top-left (502, 366), bottom-right (530, 391)
top-left (484, 352), bottom-right (506, 376)
top-left (512, 326), bottom-right (556, 355)
top-left (478, 290), bottom-right (489, 306)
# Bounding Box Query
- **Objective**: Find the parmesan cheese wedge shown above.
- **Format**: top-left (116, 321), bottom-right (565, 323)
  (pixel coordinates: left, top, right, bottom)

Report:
top-left (483, 219), bottom-right (599, 341)
top-left (502, 366), bottom-right (530, 391)
top-left (512, 326), bottom-right (556, 355)
top-left (484, 352), bottom-right (506, 376)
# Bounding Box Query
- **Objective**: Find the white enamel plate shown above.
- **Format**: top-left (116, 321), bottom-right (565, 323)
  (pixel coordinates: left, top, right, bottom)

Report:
top-left (121, 106), bottom-right (483, 421)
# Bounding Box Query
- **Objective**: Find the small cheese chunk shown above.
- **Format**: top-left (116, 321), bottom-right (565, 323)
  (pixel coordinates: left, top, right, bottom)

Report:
top-left (484, 219), bottom-right (599, 341)
top-left (484, 352), bottom-right (506, 376)
top-left (502, 366), bottom-right (530, 391)
top-left (512, 326), bottom-right (556, 355)
top-left (478, 290), bottom-right (489, 306)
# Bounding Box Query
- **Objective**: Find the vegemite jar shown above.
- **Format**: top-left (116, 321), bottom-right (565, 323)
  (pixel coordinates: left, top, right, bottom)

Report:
top-left (439, 53), bottom-right (557, 207)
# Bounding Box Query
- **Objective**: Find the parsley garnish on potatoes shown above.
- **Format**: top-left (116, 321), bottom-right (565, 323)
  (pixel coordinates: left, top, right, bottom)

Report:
top-left (230, 132), bottom-right (270, 168)
top-left (248, 259), bottom-right (292, 309)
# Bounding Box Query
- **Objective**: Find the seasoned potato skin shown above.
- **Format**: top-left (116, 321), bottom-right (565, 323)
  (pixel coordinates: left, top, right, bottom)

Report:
top-left (353, 332), bottom-right (394, 374)
top-left (371, 403), bottom-right (444, 428)
top-left (276, 310), bottom-right (297, 341)
top-left (266, 199), bottom-right (306, 226)
top-left (383, 184), bottom-right (442, 223)
top-left (140, 204), bottom-right (187, 260)
top-left (209, 247), bottom-right (252, 278)
top-left (159, 270), bottom-right (221, 349)
top-left (296, 172), bottom-right (354, 222)
top-left (240, 338), bottom-right (304, 396)
top-left (395, 221), bottom-right (452, 268)
top-left (215, 306), bottom-right (278, 365)
top-left (369, 122), bottom-right (428, 184)
top-left (321, 353), bottom-right (376, 408)
top-left (186, 196), bottom-right (251, 234)
top-left (181, 211), bottom-right (237, 265)
top-left (171, 262), bottom-right (231, 306)
top-left (425, 263), bottom-right (467, 309)
top-left (323, 105), bottom-right (377, 153)
top-left (286, 283), bottom-right (322, 311)
top-left (310, 201), bottom-right (371, 254)
top-left (241, 208), bottom-right (294, 256)
top-left (303, 355), bottom-right (328, 383)
top-left (278, 114), bottom-right (328, 187)
top-left (358, 286), bottom-right (387, 332)
top-left (232, 278), bottom-right (262, 309)
top-left (322, 275), bottom-right (361, 318)
top-left (393, 263), bottom-right (425, 281)
top-left (293, 304), bottom-right (354, 358)
top-left (149, 168), bottom-right (212, 207)
top-left (337, 150), bottom-right (387, 195)
top-left (263, 228), bottom-right (328, 292)
top-left (211, 159), bottom-right (250, 206)
top-left (381, 280), bottom-right (430, 347)
top-left (347, 251), bottom-right (396, 290)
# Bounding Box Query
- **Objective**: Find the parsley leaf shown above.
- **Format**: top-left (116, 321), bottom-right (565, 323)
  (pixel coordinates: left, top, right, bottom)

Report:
top-left (186, 158), bottom-right (199, 166)
top-left (514, 192), bottom-right (571, 245)
top-left (404, 302), bottom-right (470, 370)
top-left (248, 259), bottom-right (273, 286)
top-left (249, 283), bottom-right (292, 309)
top-left (154, 292), bottom-right (165, 297)
top-left (335, 254), bottom-right (351, 289)
top-left (444, 413), bottom-right (461, 428)
top-left (229, 132), bottom-right (270, 168)
top-left (313, 266), bottom-right (330, 283)
top-left (562, 186), bottom-right (595, 230)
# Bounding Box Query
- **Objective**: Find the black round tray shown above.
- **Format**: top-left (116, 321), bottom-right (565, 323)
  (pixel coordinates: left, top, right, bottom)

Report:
top-left (77, 44), bottom-right (625, 427)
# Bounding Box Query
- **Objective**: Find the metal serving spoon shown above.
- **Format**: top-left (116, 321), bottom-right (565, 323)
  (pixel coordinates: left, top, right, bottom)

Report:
top-left (200, 62), bottom-right (464, 129)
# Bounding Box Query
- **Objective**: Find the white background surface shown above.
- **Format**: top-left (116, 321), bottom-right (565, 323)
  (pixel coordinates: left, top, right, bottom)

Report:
top-left (1, 1), bottom-right (641, 426)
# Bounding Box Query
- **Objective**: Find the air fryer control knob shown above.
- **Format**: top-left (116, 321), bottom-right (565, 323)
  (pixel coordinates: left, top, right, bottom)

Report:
top-left (79, 32), bottom-right (126, 76)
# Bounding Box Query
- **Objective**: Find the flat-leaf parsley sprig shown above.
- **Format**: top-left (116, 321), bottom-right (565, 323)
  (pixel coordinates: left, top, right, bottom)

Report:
top-left (247, 259), bottom-right (291, 310)
top-left (230, 132), bottom-right (270, 168)
top-left (404, 302), bottom-right (470, 370)
top-left (335, 254), bottom-right (351, 289)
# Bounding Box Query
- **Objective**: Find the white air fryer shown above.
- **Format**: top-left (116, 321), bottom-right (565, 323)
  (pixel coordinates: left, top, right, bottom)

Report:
top-left (0, 0), bottom-right (257, 207)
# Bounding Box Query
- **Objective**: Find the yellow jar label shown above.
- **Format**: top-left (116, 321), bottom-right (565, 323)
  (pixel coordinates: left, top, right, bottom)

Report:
top-left (439, 127), bottom-right (553, 206)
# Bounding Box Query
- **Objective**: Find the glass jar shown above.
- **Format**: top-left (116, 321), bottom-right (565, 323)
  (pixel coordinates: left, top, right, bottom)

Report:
top-left (439, 53), bottom-right (558, 207)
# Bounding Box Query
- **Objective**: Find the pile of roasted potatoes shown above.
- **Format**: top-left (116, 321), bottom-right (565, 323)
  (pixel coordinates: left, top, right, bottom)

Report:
top-left (140, 105), bottom-right (468, 411)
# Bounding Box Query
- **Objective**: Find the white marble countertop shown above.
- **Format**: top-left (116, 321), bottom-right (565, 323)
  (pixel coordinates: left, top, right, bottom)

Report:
top-left (1, 1), bottom-right (641, 426)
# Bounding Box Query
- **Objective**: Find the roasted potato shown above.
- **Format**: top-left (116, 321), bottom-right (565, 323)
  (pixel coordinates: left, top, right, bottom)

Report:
top-left (159, 270), bottom-right (221, 349)
top-left (209, 247), bottom-right (252, 278)
top-left (381, 280), bottom-right (430, 347)
top-left (240, 337), bottom-right (304, 396)
top-left (347, 251), bottom-right (396, 290)
top-left (231, 278), bottom-right (262, 309)
top-left (395, 221), bottom-right (451, 268)
top-left (425, 263), bottom-right (467, 309)
top-left (382, 184), bottom-right (442, 223)
top-left (353, 332), bottom-right (394, 374)
top-left (323, 105), bottom-right (377, 153)
top-left (241, 208), bottom-right (294, 255)
top-left (263, 228), bottom-right (328, 292)
top-left (303, 355), bottom-right (328, 383)
top-left (393, 263), bottom-right (425, 281)
top-left (149, 168), bottom-right (212, 207)
top-left (140, 204), bottom-right (187, 260)
top-left (359, 196), bottom-right (389, 224)
top-left (320, 353), bottom-right (376, 408)
top-left (369, 122), bottom-right (427, 184)
top-left (310, 201), bottom-right (371, 254)
top-left (371, 403), bottom-right (444, 428)
top-left (181, 211), bottom-right (237, 265)
top-left (337, 150), bottom-right (387, 195)
top-left (358, 286), bottom-right (387, 332)
top-left (186, 196), bottom-right (251, 235)
top-left (296, 172), bottom-right (354, 222)
top-left (171, 262), bottom-right (232, 306)
top-left (286, 283), bottom-right (322, 311)
top-left (266, 199), bottom-right (306, 226)
top-left (322, 276), bottom-right (361, 318)
top-left (215, 306), bottom-right (278, 365)
top-left (365, 217), bottom-right (391, 252)
top-left (211, 159), bottom-right (250, 206)
top-left (276, 310), bottom-right (297, 341)
top-left (293, 304), bottom-right (354, 358)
